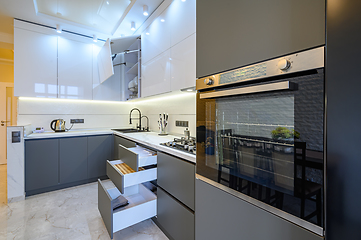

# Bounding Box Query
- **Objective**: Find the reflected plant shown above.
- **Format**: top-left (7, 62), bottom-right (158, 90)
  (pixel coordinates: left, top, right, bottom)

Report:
top-left (271, 127), bottom-right (300, 140)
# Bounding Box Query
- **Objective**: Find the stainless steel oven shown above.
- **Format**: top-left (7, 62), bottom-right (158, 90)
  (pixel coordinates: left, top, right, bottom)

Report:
top-left (196, 47), bottom-right (325, 235)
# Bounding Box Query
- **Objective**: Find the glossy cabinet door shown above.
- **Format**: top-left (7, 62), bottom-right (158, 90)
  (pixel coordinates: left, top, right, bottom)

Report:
top-left (170, 33), bottom-right (196, 91)
top-left (88, 135), bottom-right (112, 179)
top-left (25, 139), bottom-right (59, 192)
top-left (14, 28), bottom-right (58, 98)
top-left (141, 49), bottom-right (171, 98)
top-left (168, 0), bottom-right (196, 46)
top-left (141, 10), bottom-right (171, 64)
top-left (58, 37), bottom-right (93, 100)
top-left (196, 0), bottom-right (325, 78)
top-left (59, 137), bottom-right (88, 184)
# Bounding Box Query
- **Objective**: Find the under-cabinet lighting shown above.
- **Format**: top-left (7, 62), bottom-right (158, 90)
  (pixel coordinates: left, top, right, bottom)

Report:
top-left (131, 21), bottom-right (136, 31)
top-left (56, 24), bottom-right (62, 33)
top-left (143, 5), bottom-right (149, 16)
top-left (93, 35), bottom-right (97, 42)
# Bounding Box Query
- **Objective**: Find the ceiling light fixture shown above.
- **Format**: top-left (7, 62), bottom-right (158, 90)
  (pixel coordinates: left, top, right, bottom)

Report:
top-left (56, 24), bottom-right (62, 33)
top-left (146, 32), bottom-right (150, 35)
top-left (131, 21), bottom-right (136, 31)
top-left (160, 19), bottom-right (165, 22)
top-left (143, 5), bottom-right (149, 16)
top-left (181, 0), bottom-right (186, 2)
top-left (106, 1), bottom-right (109, 5)
top-left (93, 35), bottom-right (98, 42)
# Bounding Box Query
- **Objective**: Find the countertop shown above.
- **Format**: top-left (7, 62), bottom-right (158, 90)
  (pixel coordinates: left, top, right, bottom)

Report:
top-left (25, 129), bottom-right (196, 164)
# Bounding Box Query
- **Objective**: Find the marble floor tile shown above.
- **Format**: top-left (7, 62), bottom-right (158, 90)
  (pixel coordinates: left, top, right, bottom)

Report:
top-left (0, 181), bottom-right (168, 240)
top-left (0, 164), bottom-right (7, 206)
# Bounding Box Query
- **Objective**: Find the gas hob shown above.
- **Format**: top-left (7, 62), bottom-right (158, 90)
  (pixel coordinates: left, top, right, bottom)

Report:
top-left (160, 137), bottom-right (196, 155)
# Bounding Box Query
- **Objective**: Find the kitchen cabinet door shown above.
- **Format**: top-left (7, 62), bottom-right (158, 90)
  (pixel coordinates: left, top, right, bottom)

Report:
top-left (58, 37), bottom-right (93, 100)
top-left (25, 139), bottom-right (59, 192)
top-left (157, 151), bottom-right (195, 210)
top-left (170, 34), bottom-right (196, 91)
top-left (59, 137), bottom-right (88, 184)
top-left (141, 9), bottom-right (171, 64)
top-left (157, 187), bottom-right (195, 240)
top-left (14, 28), bottom-right (58, 98)
top-left (196, 0), bottom-right (325, 78)
top-left (88, 135), bottom-right (112, 179)
top-left (141, 49), bottom-right (171, 98)
top-left (168, 0), bottom-right (196, 47)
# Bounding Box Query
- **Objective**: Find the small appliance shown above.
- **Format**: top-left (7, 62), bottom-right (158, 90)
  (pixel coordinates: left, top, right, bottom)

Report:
top-left (50, 119), bottom-right (66, 132)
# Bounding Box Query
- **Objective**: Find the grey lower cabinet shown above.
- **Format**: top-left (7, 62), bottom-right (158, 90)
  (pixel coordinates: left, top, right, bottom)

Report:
top-left (157, 187), bottom-right (195, 240)
top-left (196, 0), bottom-right (325, 78)
top-left (156, 151), bottom-right (195, 240)
top-left (25, 139), bottom-right (59, 192)
top-left (157, 151), bottom-right (195, 210)
top-left (113, 135), bottom-right (136, 159)
top-left (195, 179), bottom-right (323, 240)
top-left (25, 134), bottom-right (113, 195)
top-left (59, 137), bottom-right (88, 184)
top-left (88, 135), bottom-right (112, 178)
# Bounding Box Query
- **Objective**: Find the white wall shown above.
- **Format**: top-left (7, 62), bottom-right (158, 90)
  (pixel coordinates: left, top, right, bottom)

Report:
top-left (17, 91), bottom-right (196, 136)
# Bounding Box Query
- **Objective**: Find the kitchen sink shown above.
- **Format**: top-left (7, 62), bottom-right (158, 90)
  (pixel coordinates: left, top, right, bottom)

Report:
top-left (112, 128), bottom-right (148, 133)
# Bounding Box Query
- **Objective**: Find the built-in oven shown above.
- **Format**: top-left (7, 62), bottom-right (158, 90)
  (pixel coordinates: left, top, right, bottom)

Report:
top-left (196, 47), bottom-right (325, 235)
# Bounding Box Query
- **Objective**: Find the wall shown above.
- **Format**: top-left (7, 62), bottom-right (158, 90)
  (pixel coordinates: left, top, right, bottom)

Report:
top-left (0, 48), bottom-right (13, 83)
top-left (17, 91), bottom-right (196, 136)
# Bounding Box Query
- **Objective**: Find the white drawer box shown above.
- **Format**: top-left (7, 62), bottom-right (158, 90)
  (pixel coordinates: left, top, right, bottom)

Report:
top-left (118, 144), bottom-right (157, 171)
top-left (98, 180), bottom-right (157, 239)
top-left (107, 160), bottom-right (157, 194)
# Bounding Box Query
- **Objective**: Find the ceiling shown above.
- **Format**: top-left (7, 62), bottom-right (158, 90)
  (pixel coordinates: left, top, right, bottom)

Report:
top-left (0, 0), bottom-right (164, 41)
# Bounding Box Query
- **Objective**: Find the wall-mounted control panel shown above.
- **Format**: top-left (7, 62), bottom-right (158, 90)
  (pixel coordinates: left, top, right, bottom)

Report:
top-left (12, 131), bottom-right (21, 143)
top-left (70, 119), bottom-right (84, 124)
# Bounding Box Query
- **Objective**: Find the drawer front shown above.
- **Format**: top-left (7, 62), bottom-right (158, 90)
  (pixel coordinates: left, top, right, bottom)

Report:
top-left (118, 143), bottom-right (157, 171)
top-left (157, 187), bottom-right (195, 240)
top-left (114, 135), bottom-right (136, 159)
top-left (157, 151), bottom-right (195, 210)
top-left (107, 160), bottom-right (157, 194)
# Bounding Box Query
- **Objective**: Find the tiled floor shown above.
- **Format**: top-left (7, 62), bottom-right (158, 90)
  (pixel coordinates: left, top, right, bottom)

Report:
top-left (0, 178), bottom-right (168, 240)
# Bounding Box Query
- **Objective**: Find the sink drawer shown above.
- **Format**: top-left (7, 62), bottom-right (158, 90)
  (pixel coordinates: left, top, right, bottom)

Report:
top-left (107, 160), bottom-right (157, 194)
top-left (118, 144), bottom-right (157, 171)
top-left (98, 179), bottom-right (157, 239)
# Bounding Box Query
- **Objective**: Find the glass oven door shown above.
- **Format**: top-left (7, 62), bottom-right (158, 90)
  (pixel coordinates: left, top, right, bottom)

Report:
top-left (196, 70), bottom-right (324, 228)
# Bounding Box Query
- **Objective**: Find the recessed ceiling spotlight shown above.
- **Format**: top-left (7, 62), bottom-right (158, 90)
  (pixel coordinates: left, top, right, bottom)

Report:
top-left (181, 0), bottom-right (186, 2)
top-left (143, 5), bottom-right (149, 16)
top-left (106, 1), bottom-right (109, 5)
top-left (93, 35), bottom-right (97, 43)
top-left (56, 24), bottom-right (62, 33)
top-left (131, 21), bottom-right (136, 31)
top-left (146, 32), bottom-right (150, 35)
top-left (160, 19), bottom-right (165, 22)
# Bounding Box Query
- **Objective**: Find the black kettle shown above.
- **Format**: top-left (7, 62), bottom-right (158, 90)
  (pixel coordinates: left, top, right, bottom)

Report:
top-left (50, 119), bottom-right (66, 132)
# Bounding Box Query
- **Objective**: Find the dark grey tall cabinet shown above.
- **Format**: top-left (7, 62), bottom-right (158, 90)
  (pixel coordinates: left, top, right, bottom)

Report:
top-left (88, 135), bottom-right (112, 178)
top-left (196, 0), bottom-right (325, 78)
top-left (326, 1), bottom-right (361, 239)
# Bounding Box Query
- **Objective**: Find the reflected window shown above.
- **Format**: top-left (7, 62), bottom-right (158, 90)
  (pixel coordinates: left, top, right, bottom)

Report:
top-left (34, 83), bottom-right (45, 93)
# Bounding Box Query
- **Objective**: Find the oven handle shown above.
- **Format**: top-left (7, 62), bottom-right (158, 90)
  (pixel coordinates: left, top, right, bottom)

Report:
top-left (199, 81), bottom-right (297, 99)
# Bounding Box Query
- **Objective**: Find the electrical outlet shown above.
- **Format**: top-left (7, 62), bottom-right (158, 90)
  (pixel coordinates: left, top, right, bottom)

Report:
top-left (175, 120), bottom-right (189, 127)
top-left (70, 119), bottom-right (84, 124)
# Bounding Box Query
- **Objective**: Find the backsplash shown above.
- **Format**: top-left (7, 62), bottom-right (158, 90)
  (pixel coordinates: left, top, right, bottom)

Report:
top-left (17, 92), bottom-right (196, 136)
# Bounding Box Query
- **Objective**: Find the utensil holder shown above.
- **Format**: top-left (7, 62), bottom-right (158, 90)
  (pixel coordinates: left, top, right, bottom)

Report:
top-left (158, 127), bottom-right (168, 136)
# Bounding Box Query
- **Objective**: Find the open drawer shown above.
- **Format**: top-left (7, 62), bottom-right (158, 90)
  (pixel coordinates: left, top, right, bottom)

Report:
top-left (98, 179), bottom-right (157, 239)
top-left (118, 144), bottom-right (157, 171)
top-left (107, 159), bottom-right (157, 194)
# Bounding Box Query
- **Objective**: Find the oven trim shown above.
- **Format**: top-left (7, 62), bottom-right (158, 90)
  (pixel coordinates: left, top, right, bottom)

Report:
top-left (196, 174), bottom-right (324, 236)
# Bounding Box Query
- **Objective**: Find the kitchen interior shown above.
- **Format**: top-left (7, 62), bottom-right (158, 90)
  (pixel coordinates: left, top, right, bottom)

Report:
top-left (0, 0), bottom-right (360, 240)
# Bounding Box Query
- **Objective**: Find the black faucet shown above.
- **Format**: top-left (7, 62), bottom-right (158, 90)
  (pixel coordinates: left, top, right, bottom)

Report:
top-left (141, 115), bottom-right (149, 131)
top-left (129, 108), bottom-right (142, 130)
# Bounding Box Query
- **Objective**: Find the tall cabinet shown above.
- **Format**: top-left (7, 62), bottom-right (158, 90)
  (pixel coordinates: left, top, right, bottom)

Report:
top-left (196, 0), bottom-right (325, 78)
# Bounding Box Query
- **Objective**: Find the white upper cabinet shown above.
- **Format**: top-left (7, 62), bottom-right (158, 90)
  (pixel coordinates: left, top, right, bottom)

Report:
top-left (57, 37), bottom-right (93, 100)
top-left (170, 33), bottom-right (196, 91)
top-left (141, 49), bottom-right (171, 98)
top-left (168, 0), bottom-right (196, 46)
top-left (14, 28), bottom-right (58, 98)
top-left (141, 9), bottom-right (172, 64)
